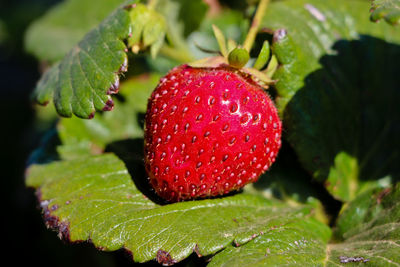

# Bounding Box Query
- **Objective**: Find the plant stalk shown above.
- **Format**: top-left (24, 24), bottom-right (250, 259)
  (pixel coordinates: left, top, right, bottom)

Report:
top-left (243, 0), bottom-right (270, 52)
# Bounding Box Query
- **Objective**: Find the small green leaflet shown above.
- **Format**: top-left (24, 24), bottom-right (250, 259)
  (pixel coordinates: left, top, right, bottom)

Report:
top-left (371, 0), bottom-right (400, 25)
top-left (127, 3), bottom-right (166, 58)
top-left (32, 1), bottom-right (167, 119)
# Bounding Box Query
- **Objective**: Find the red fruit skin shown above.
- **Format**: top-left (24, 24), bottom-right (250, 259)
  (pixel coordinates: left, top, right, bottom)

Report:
top-left (144, 65), bottom-right (282, 202)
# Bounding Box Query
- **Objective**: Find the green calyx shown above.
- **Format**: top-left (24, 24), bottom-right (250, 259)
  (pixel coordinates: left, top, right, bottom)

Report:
top-left (189, 0), bottom-right (278, 87)
top-left (228, 48), bottom-right (250, 68)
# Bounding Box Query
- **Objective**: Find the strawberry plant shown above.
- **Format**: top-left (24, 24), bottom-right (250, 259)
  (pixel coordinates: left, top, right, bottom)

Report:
top-left (25, 0), bottom-right (400, 266)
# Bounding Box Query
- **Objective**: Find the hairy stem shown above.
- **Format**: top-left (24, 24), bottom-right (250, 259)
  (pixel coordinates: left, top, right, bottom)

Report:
top-left (243, 0), bottom-right (270, 52)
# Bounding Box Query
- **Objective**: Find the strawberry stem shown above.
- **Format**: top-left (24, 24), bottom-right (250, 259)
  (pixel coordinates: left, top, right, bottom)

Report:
top-left (243, 0), bottom-right (270, 52)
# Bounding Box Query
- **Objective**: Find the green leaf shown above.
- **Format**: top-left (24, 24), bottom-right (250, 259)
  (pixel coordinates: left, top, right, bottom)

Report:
top-left (32, 1), bottom-right (167, 119)
top-left (262, 0), bottom-right (400, 201)
top-left (26, 154), bottom-right (313, 264)
top-left (209, 218), bottom-right (332, 267)
top-left (209, 184), bottom-right (400, 266)
top-left (32, 4), bottom-right (131, 118)
top-left (56, 74), bottom-right (160, 159)
top-left (371, 0), bottom-right (400, 25)
top-left (327, 184), bottom-right (400, 265)
top-left (127, 3), bottom-right (166, 58)
top-left (24, 0), bottom-right (124, 63)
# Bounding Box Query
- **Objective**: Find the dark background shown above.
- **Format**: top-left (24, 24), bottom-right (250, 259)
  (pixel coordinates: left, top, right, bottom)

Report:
top-left (0, 0), bottom-right (114, 265)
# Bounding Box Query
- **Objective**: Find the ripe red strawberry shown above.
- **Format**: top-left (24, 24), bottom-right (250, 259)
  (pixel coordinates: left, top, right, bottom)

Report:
top-left (144, 64), bottom-right (282, 202)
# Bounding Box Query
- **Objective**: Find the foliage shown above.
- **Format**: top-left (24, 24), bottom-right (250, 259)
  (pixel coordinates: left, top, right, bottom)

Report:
top-left (27, 153), bottom-right (314, 264)
top-left (25, 0), bottom-right (400, 265)
top-left (371, 0), bottom-right (400, 25)
top-left (24, 0), bottom-right (124, 63)
top-left (209, 185), bottom-right (400, 266)
top-left (30, 0), bottom-right (166, 119)
top-left (264, 0), bottom-right (400, 202)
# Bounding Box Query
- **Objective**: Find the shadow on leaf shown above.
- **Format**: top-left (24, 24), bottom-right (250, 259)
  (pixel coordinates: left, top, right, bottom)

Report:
top-left (284, 35), bottom-right (400, 201)
top-left (252, 141), bottom-right (342, 225)
top-left (105, 138), bottom-right (243, 205)
top-left (105, 138), bottom-right (168, 205)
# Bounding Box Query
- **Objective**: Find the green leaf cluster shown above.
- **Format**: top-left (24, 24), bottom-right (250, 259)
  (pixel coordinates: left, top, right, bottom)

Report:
top-left (30, 0), bottom-right (167, 119)
top-left (127, 3), bottom-right (166, 57)
top-left (371, 0), bottom-right (400, 25)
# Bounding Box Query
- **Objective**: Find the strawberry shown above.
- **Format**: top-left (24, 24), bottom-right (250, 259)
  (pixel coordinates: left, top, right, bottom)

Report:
top-left (144, 64), bottom-right (282, 202)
